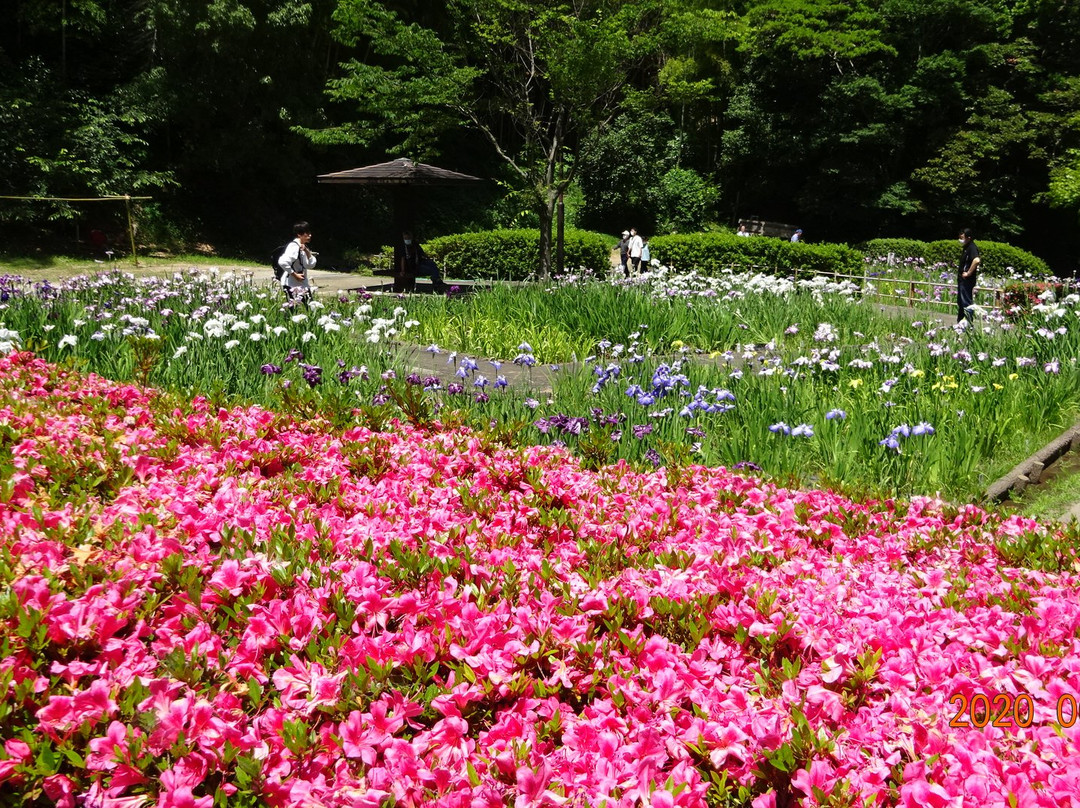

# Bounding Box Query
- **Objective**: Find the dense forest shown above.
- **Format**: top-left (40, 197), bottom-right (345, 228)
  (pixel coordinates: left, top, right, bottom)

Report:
top-left (2, 0), bottom-right (1079, 273)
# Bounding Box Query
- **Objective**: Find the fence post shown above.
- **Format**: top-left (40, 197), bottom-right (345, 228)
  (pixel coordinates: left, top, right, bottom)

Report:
top-left (125, 195), bottom-right (139, 267)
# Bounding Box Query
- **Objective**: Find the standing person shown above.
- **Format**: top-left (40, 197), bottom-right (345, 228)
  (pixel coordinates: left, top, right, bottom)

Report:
top-left (790, 228), bottom-right (803, 243)
top-left (278, 221), bottom-right (317, 304)
top-left (957, 227), bottom-right (981, 322)
top-left (617, 230), bottom-right (630, 277)
top-left (628, 227), bottom-right (644, 275)
top-left (394, 230), bottom-right (445, 293)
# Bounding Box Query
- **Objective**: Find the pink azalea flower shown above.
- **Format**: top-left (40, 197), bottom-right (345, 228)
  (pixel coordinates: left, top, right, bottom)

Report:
top-left (516, 762), bottom-right (567, 807)
top-left (0, 738), bottom-right (31, 783)
top-left (792, 759), bottom-right (837, 799)
top-left (41, 774), bottom-right (76, 807)
top-left (36, 680), bottom-right (117, 736)
top-left (899, 778), bottom-right (953, 808)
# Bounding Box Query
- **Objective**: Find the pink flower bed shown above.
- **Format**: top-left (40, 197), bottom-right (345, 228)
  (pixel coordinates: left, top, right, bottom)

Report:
top-left (1, 351), bottom-right (1079, 807)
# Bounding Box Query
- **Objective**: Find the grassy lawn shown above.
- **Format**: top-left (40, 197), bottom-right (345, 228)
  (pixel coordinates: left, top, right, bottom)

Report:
top-left (1007, 451), bottom-right (1080, 522)
top-left (0, 251), bottom-right (264, 279)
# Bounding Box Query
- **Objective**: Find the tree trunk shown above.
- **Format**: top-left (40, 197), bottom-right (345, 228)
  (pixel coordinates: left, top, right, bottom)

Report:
top-left (556, 191), bottom-right (565, 275)
top-left (537, 195), bottom-right (554, 280)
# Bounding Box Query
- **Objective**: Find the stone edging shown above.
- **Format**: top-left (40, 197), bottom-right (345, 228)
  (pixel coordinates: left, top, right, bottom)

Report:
top-left (984, 420), bottom-right (1080, 502)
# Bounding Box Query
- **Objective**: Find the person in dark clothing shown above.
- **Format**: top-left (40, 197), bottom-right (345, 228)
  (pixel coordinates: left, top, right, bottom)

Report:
top-left (393, 230), bottom-right (445, 293)
top-left (617, 230), bottom-right (630, 277)
top-left (957, 228), bottom-right (981, 322)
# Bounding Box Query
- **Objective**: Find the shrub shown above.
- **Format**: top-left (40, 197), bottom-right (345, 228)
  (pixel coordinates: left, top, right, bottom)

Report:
top-left (424, 229), bottom-right (611, 280)
top-left (860, 239), bottom-right (929, 263)
top-left (924, 240), bottom-right (1051, 279)
top-left (648, 233), bottom-right (863, 279)
top-left (653, 168), bottom-right (719, 234)
top-left (863, 238), bottom-right (1052, 279)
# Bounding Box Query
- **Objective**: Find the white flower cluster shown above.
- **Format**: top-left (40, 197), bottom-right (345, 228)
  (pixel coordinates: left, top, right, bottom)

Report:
top-left (353, 304), bottom-right (418, 344)
top-left (174, 308), bottom-right (283, 354)
top-left (0, 324), bottom-right (21, 354)
top-left (626, 264), bottom-right (863, 304)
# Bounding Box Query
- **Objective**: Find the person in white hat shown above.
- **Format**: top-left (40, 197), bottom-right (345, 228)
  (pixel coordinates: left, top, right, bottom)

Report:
top-left (628, 228), bottom-right (644, 275)
top-left (618, 230), bottom-right (630, 277)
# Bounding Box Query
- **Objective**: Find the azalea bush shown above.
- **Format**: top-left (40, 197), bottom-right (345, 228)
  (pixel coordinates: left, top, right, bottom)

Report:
top-left (2, 352), bottom-right (1080, 806)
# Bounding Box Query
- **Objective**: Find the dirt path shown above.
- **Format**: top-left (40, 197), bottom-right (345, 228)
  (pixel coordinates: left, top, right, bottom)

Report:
top-left (11, 261), bottom-right (435, 297)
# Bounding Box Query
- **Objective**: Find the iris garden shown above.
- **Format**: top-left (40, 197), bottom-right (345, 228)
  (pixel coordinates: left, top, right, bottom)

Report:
top-left (2, 263), bottom-right (1077, 501)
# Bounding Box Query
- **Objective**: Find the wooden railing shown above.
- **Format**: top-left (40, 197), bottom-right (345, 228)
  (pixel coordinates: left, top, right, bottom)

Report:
top-left (817, 269), bottom-right (1074, 314)
top-left (675, 263), bottom-right (1074, 314)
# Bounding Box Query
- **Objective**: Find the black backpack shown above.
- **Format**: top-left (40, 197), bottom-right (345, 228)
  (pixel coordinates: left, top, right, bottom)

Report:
top-left (271, 243), bottom-right (292, 281)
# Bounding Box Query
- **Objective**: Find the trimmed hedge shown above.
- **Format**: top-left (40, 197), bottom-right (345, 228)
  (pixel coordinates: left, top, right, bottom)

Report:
top-left (648, 233), bottom-right (864, 279)
top-left (423, 229), bottom-right (611, 280)
top-left (862, 238), bottom-right (1051, 278)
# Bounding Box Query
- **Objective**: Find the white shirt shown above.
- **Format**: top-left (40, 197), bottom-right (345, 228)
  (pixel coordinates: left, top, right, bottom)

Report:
top-left (278, 238), bottom-right (317, 289)
top-left (628, 234), bottom-right (644, 258)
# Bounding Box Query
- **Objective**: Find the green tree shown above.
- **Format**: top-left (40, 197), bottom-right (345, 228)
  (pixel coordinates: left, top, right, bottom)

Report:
top-left (574, 110), bottom-right (677, 233)
top-left (313, 0), bottom-right (665, 277)
top-left (719, 0), bottom-right (899, 229)
top-left (911, 84), bottom-right (1038, 236)
top-left (1, 1), bottom-right (175, 236)
top-left (2, 0), bottom-right (359, 251)
top-left (1048, 150), bottom-right (1080, 219)
top-left (136, 0), bottom-right (354, 248)
top-left (654, 166), bottom-right (719, 232)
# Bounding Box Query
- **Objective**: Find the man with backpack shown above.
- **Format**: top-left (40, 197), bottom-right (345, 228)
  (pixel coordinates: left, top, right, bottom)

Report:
top-left (275, 221), bottom-right (317, 303)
